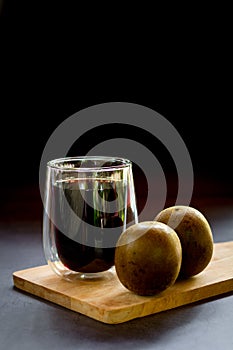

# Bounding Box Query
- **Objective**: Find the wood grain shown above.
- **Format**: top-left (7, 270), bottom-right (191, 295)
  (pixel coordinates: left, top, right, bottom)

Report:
top-left (13, 241), bottom-right (233, 324)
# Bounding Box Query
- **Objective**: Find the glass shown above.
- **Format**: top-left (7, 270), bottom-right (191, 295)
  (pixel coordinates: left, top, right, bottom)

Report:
top-left (43, 156), bottom-right (138, 281)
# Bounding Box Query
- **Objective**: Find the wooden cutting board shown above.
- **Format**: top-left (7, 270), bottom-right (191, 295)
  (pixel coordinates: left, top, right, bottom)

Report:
top-left (13, 241), bottom-right (233, 324)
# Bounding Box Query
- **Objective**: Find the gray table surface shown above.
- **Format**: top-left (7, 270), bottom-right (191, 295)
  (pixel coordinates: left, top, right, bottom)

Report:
top-left (1, 196), bottom-right (233, 350)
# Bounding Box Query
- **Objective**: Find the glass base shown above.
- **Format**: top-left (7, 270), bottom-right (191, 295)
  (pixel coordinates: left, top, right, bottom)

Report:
top-left (48, 260), bottom-right (115, 282)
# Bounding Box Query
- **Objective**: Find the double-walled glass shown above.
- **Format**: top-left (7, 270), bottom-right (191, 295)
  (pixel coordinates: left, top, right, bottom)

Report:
top-left (43, 156), bottom-right (138, 280)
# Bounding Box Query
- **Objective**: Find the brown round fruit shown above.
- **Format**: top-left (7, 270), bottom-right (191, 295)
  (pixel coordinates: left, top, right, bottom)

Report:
top-left (154, 205), bottom-right (214, 278)
top-left (114, 221), bottom-right (182, 296)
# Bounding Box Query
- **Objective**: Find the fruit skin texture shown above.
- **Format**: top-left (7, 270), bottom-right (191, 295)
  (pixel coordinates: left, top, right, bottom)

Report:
top-left (154, 206), bottom-right (214, 279)
top-left (114, 221), bottom-right (182, 296)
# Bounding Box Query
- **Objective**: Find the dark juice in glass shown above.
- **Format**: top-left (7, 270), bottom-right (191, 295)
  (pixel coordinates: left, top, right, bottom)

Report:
top-left (51, 178), bottom-right (126, 273)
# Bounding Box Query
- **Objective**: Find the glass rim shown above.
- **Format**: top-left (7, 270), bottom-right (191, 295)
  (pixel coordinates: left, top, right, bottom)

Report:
top-left (47, 156), bottom-right (132, 172)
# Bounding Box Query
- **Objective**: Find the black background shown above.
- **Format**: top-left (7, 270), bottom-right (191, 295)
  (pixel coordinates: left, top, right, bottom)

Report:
top-left (1, 1), bottom-right (232, 199)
